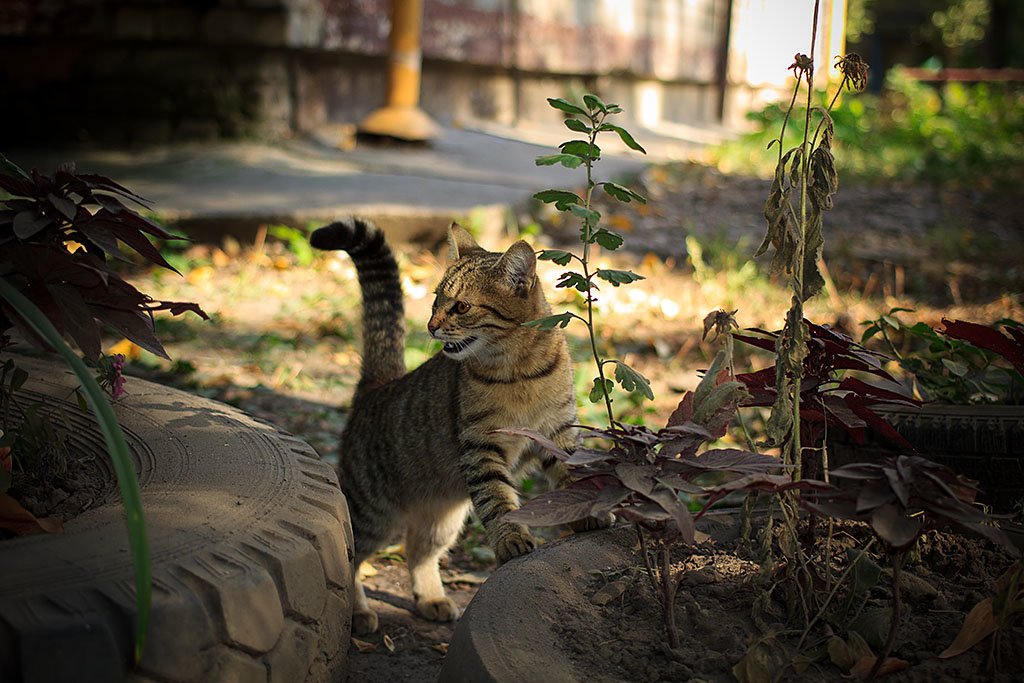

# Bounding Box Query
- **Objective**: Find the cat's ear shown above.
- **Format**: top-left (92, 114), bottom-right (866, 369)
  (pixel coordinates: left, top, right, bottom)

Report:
top-left (447, 222), bottom-right (483, 262)
top-left (494, 240), bottom-right (537, 295)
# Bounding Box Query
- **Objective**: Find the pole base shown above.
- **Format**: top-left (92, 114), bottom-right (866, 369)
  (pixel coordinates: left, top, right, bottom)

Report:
top-left (357, 106), bottom-right (441, 142)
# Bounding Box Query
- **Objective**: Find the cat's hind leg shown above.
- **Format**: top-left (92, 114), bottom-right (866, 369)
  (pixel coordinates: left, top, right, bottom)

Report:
top-left (404, 500), bottom-right (471, 622)
top-left (346, 492), bottom-right (398, 635)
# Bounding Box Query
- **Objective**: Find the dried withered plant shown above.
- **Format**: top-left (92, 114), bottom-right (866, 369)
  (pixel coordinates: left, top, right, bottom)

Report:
top-left (754, 5), bottom-right (868, 478)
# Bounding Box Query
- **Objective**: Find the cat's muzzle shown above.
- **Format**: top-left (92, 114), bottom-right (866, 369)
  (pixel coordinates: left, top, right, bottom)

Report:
top-left (441, 336), bottom-right (477, 356)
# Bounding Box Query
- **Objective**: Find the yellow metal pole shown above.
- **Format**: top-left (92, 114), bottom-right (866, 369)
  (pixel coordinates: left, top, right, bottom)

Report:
top-left (358, 0), bottom-right (441, 141)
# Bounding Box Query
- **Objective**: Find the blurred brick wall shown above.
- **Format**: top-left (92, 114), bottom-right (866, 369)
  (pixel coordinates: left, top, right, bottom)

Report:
top-left (0, 0), bottom-right (837, 145)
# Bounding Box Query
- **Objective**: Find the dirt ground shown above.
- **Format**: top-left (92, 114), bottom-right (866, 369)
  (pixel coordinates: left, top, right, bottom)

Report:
top-left (98, 164), bottom-right (1024, 679)
top-left (228, 167), bottom-right (1019, 682)
top-left (550, 519), bottom-right (1023, 682)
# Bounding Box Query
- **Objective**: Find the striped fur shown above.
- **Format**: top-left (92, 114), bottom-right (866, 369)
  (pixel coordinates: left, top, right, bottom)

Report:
top-left (311, 218), bottom-right (607, 635)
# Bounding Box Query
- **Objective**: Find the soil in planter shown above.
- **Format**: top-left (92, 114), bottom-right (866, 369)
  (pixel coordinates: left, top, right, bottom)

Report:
top-left (7, 451), bottom-right (112, 523)
top-left (2, 393), bottom-right (117, 535)
top-left (553, 518), bottom-right (1022, 682)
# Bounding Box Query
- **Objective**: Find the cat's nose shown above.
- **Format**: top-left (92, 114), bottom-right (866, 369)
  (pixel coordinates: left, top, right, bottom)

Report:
top-left (427, 317), bottom-right (441, 335)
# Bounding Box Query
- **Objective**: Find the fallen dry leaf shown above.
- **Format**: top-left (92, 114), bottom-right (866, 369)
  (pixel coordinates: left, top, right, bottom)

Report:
top-left (589, 578), bottom-right (630, 606)
top-left (187, 265), bottom-right (214, 285)
top-left (351, 637), bottom-right (376, 653)
top-left (0, 493), bottom-right (63, 535)
top-left (431, 643), bottom-right (449, 655)
top-left (108, 338), bottom-right (142, 361)
top-left (383, 634), bottom-right (395, 652)
top-left (939, 597), bottom-right (996, 659)
top-left (443, 571), bottom-right (489, 586)
top-left (212, 248), bottom-right (230, 267)
top-left (850, 655), bottom-right (910, 678)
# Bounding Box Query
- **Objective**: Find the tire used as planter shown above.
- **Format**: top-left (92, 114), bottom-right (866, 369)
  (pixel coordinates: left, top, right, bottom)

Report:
top-left (827, 403), bottom-right (1024, 512)
top-left (0, 354), bottom-right (354, 683)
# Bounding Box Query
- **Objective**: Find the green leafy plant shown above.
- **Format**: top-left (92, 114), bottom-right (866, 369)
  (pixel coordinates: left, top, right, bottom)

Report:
top-left (712, 66), bottom-right (1024, 188)
top-left (268, 223), bottom-right (315, 267)
top-left (527, 94), bottom-right (652, 423)
top-left (862, 309), bottom-right (1024, 404)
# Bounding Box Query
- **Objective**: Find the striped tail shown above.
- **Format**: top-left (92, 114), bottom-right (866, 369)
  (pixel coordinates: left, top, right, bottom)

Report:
top-left (310, 217), bottom-right (406, 392)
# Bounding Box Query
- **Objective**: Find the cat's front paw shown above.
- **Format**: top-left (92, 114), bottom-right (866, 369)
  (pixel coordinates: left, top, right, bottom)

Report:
top-left (569, 512), bottom-right (614, 532)
top-left (416, 596), bottom-right (460, 622)
top-left (493, 527), bottom-right (536, 564)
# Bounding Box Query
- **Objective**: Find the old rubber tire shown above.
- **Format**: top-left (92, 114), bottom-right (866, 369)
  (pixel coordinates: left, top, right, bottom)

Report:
top-left (0, 355), bottom-right (353, 683)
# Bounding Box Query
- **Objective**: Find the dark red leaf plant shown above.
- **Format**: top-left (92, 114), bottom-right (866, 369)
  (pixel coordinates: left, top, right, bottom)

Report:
top-left (734, 320), bottom-right (921, 483)
top-left (801, 456), bottom-right (1020, 678)
top-left (0, 153), bottom-right (207, 363)
top-left (497, 347), bottom-right (820, 650)
top-left (0, 152), bottom-right (208, 478)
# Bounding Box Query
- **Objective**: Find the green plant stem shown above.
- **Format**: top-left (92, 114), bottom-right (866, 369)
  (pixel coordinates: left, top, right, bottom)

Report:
top-left (580, 112), bottom-right (615, 426)
top-left (877, 324), bottom-right (905, 364)
top-left (0, 277), bottom-right (151, 663)
top-left (773, 75), bottom-right (804, 166)
top-left (809, 76), bottom-right (850, 151)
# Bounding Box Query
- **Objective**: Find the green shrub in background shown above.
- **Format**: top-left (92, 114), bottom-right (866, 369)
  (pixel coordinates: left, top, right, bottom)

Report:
top-left (713, 66), bottom-right (1024, 188)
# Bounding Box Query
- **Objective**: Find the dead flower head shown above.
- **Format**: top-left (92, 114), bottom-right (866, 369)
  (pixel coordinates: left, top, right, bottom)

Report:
top-left (835, 52), bottom-right (869, 91)
top-left (789, 53), bottom-right (814, 79)
top-left (702, 309), bottom-right (739, 342)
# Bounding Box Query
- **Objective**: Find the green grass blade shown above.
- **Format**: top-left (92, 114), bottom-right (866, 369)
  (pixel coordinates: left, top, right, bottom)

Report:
top-left (0, 277), bottom-right (151, 664)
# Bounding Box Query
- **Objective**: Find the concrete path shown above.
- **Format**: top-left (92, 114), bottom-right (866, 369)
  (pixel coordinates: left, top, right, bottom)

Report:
top-left (6, 119), bottom-right (726, 242)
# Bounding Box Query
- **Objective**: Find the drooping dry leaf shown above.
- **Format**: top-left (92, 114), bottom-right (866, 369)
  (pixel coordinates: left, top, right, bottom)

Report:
top-left (846, 631), bottom-right (875, 662)
top-left (0, 493), bottom-right (63, 535)
top-left (827, 635), bottom-right (855, 671)
top-left (732, 642), bottom-right (773, 683)
top-left (939, 597), bottom-right (996, 659)
top-left (791, 654), bottom-right (814, 675)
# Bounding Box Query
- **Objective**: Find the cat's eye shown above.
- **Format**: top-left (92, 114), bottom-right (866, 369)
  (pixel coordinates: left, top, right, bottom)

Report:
top-left (453, 301), bottom-right (472, 315)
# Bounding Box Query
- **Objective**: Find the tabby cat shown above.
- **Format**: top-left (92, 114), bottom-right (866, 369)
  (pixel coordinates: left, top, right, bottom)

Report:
top-left (310, 217), bottom-right (606, 634)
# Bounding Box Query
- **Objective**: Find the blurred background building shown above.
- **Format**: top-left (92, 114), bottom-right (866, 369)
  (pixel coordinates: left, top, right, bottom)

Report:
top-left (0, 0), bottom-right (1018, 146)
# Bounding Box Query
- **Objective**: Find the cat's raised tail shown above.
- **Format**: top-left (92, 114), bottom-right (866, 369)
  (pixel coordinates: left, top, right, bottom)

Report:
top-left (310, 217), bottom-right (406, 393)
